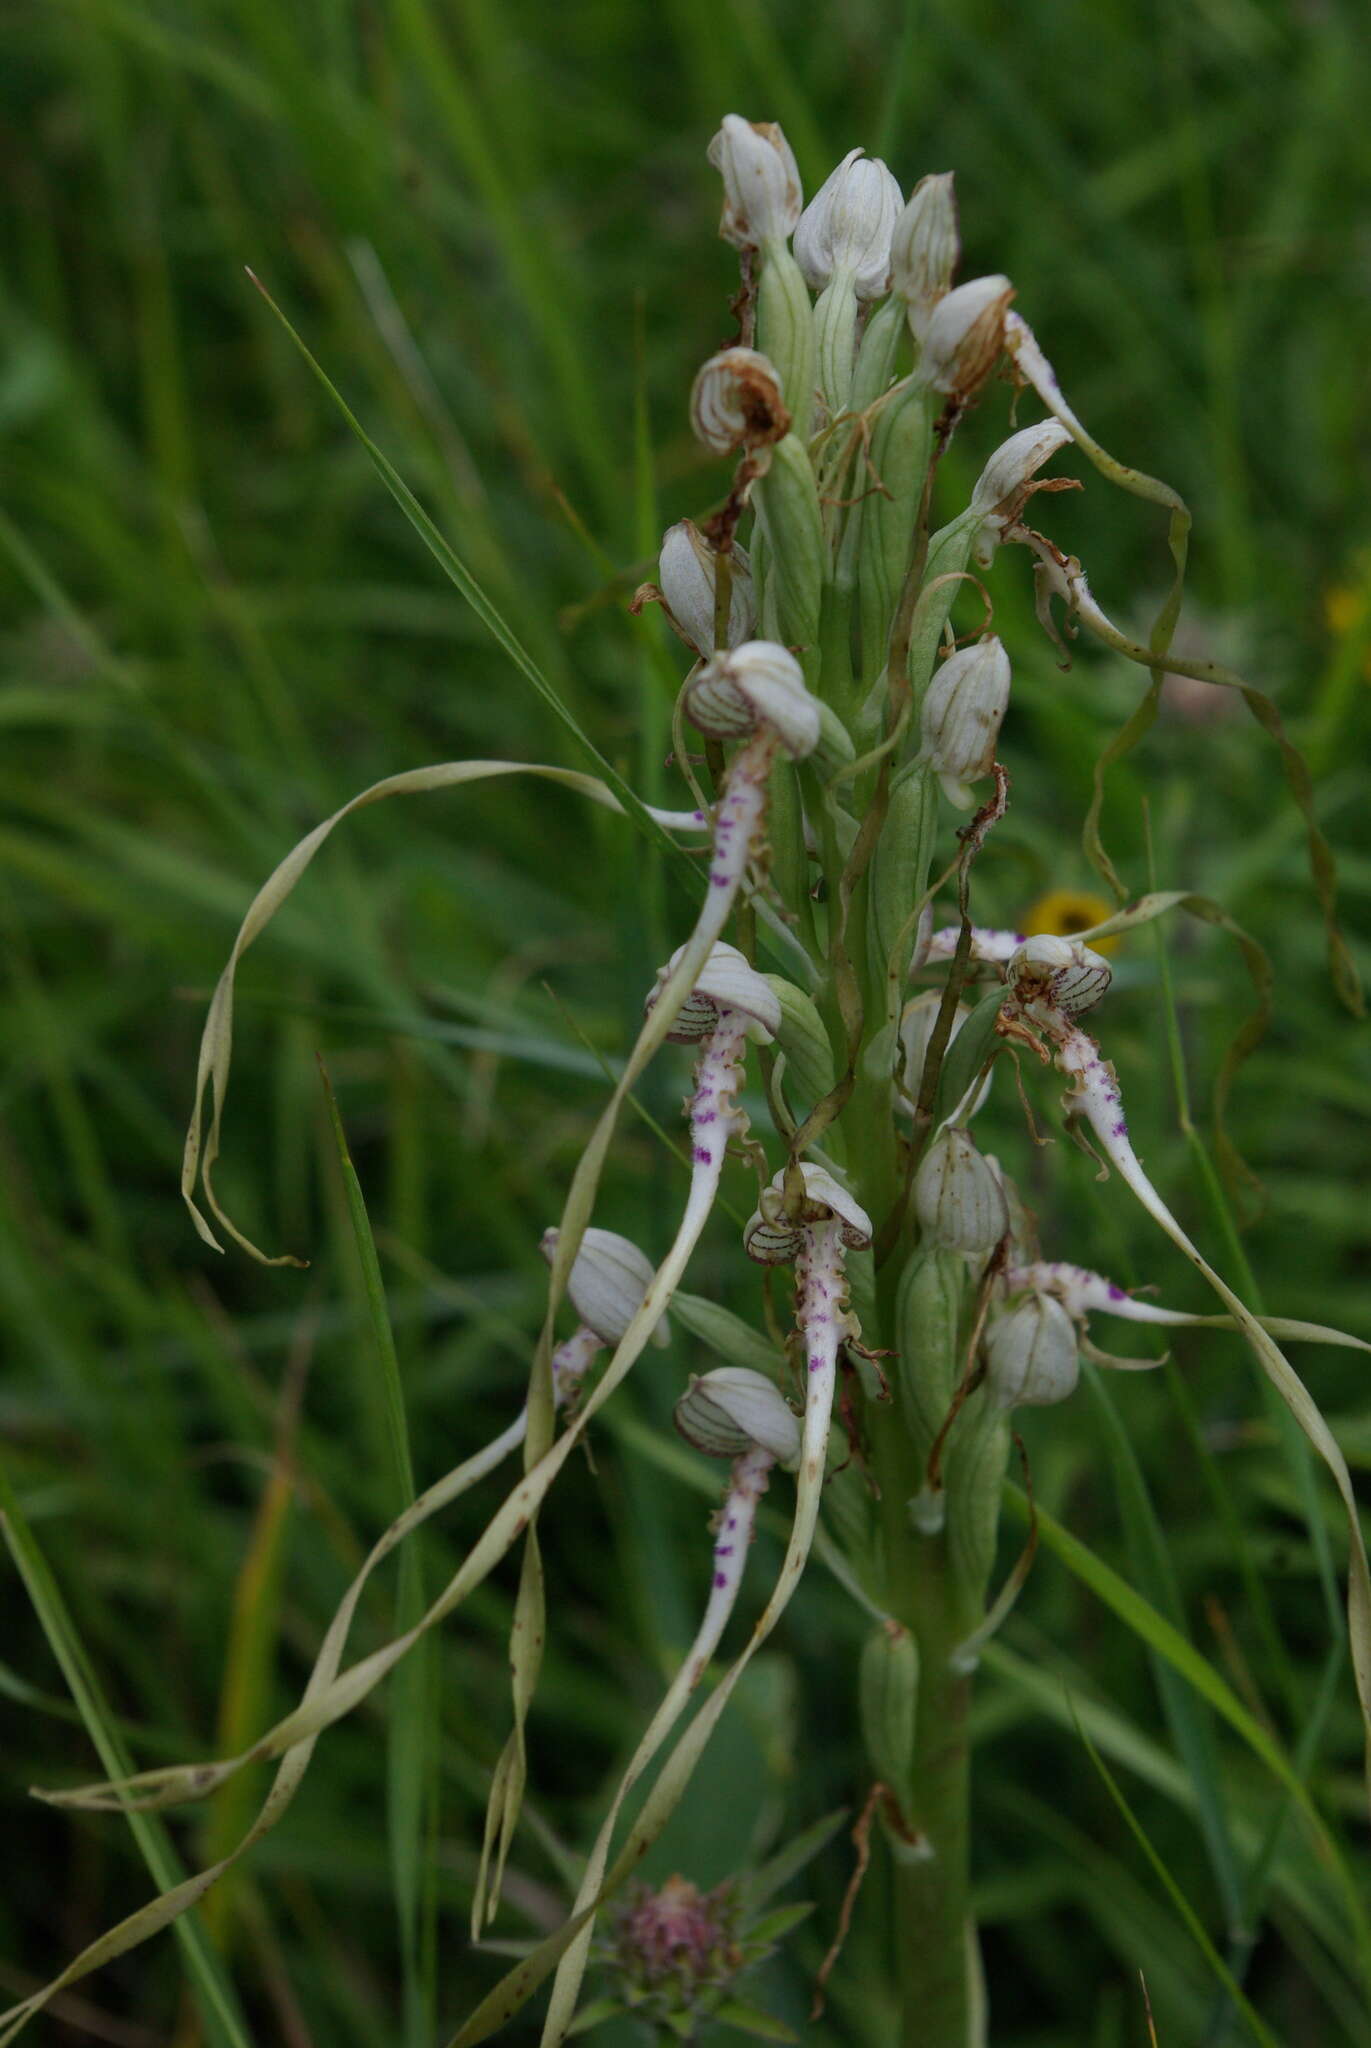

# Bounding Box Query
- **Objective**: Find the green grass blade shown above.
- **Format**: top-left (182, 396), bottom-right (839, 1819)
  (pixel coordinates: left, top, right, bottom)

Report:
top-left (1071, 1706), bottom-right (1279, 2048)
top-left (320, 1065), bottom-right (434, 2047)
top-left (243, 271), bottom-right (689, 873)
top-left (0, 1462), bottom-right (252, 2048)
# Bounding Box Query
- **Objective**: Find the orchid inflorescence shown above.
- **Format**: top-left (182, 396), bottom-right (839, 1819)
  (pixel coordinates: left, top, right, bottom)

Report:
top-left (11, 112), bottom-right (1369, 2048)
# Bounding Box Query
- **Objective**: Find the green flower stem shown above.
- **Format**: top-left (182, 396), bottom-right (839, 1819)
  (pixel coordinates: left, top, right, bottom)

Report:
top-left (892, 1515), bottom-right (975, 2048)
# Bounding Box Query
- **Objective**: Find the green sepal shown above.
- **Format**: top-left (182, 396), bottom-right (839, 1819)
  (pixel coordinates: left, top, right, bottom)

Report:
top-left (754, 433), bottom-right (824, 672)
top-left (857, 385), bottom-right (932, 678)
top-left (905, 507), bottom-right (979, 709)
top-left (942, 1389), bottom-right (1011, 1617)
top-left (813, 273), bottom-right (859, 418)
top-left (761, 976), bottom-right (838, 1113)
top-left (859, 1622), bottom-right (920, 1803)
top-left (756, 243), bottom-right (816, 442)
top-left (670, 1292), bottom-right (784, 1377)
top-left (850, 296), bottom-right (906, 417)
top-left (931, 987), bottom-right (1004, 1128)
top-left (894, 1241), bottom-right (967, 1470)
top-left (869, 761), bottom-right (937, 981)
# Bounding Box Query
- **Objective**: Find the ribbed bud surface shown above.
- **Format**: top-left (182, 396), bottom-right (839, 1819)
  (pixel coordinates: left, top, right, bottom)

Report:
top-left (684, 639), bottom-right (820, 758)
top-left (657, 521), bottom-right (754, 653)
top-left (674, 1366), bottom-right (802, 1468)
top-left (690, 348), bottom-right (791, 455)
top-left (913, 1126), bottom-right (1009, 1256)
top-left (708, 115), bottom-right (803, 250)
top-left (984, 1292), bottom-right (1079, 1409)
top-left (540, 1226), bottom-right (669, 1349)
top-left (794, 148), bottom-right (904, 299)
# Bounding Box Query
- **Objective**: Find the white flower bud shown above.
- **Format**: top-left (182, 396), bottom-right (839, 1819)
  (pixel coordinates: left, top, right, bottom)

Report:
top-left (744, 1163), bottom-right (873, 1265)
top-left (690, 347), bottom-right (791, 455)
top-left (540, 1226), bottom-right (669, 1349)
top-left (645, 941), bottom-right (781, 1045)
top-left (657, 521), bottom-right (754, 654)
top-left (1006, 934), bottom-right (1112, 1019)
top-left (896, 992), bottom-right (992, 1122)
top-left (889, 172), bottom-right (959, 337)
top-left (919, 274), bottom-right (1014, 400)
top-left (708, 115), bottom-right (803, 251)
top-left (685, 639), bottom-right (820, 759)
top-left (793, 148), bottom-right (904, 301)
top-left (984, 1292), bottom-right (1079, 1409)
top-left (675, 1366), bottom-right (802, 1468)
top-left (913, 1127), bottom-right (1008, 1256)
top-left (917, 634), bottom-right (1011, 807)
top-left (971, 420), bottom-right (1073, 523)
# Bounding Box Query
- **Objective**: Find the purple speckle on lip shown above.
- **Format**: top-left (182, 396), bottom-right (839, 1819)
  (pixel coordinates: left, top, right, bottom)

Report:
top-left (713, 1572), bottom-right (727, 1588)
top-left (714, 1544), bottom-right (733, 1558)
top-left (1107, 1283), bottom-right (1126, 1300)
top-left (1112, 1120), bottom-right (1127, 1137)
top-left (809, 1355), bottom-right (823, 1373)
top-left (692, 1145), bottom-right (712, 1163)
top-left (710, 871), bottom-right (730, 887)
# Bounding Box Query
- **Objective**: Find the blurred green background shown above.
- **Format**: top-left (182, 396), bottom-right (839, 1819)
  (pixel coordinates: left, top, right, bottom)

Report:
top-left (3, 0), bottom-right (1370, 2042)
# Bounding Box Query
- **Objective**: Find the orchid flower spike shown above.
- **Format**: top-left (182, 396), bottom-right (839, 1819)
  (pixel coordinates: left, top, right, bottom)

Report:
top-left (690, 348), bottom-right (792, 455)
top-left (708, 115), bottom-right (803, 251)
top-left (658, 520), bottom-right (755, 656)
top-left (540, 1224), bottom-right (669, 1401)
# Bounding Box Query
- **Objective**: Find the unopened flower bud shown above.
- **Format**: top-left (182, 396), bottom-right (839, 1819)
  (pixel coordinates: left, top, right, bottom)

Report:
top-left (919, 274), bottom-right (1014, 400)
top-left (889, 172), bottom-right (959, 337)
top-left (541, 1226), bottom-right (669, 1348)
top-left (896, 992), bottom-right (991, 1121)
top-left (645, 940), bottom-right (781, 1045)
top-left (1006, 934), bottom-right (1112, 1019)
top-left (658, 521), bottom-right (754, 654)
top-left (913, 1127), bottom-right (1008, 1256)
top-left (685, 639), bottom-right (820, 758)
top-left (971, 420), bottom-right (1073, 524)
top-left (794, 148), bottom-right (904, 301)
top-left (916, 634), bottom-right (1011, 807)
top-left (708, 115), bottom-right (803, 250)
top-left (984, 1291), bottom-right (1079, 1409)
top-left (744, 1163), bottom-right (873, 1265)
top-left (690, 348), bottom-right (791, 455)
top-left (675, 1366), bottom-right (802, 1468)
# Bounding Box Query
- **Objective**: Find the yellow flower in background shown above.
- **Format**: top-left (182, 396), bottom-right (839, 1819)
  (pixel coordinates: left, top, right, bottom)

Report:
top-left (1324, 568), bottom-right (1371, 680)
top-left (1022, 887), bottom-right (1118, 955)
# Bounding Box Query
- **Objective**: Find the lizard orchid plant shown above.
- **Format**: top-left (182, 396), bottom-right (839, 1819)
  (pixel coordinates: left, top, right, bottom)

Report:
top-left (9, 111), bottom-right (1369, 2048)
